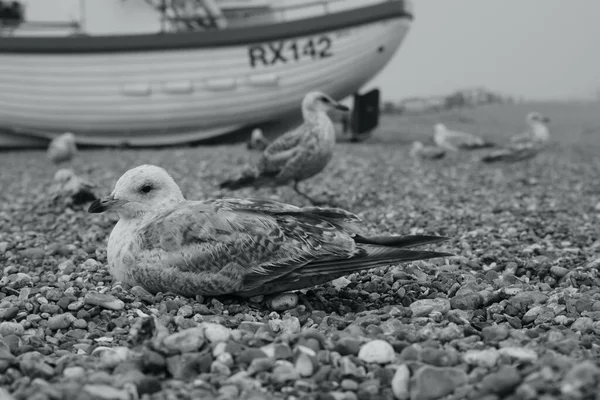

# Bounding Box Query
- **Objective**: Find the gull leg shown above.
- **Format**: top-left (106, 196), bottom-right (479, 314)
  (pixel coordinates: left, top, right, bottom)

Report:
top-left (293, 181), bottom-right (325, 205)
top-left (293, 181), bottom-right (344, 208)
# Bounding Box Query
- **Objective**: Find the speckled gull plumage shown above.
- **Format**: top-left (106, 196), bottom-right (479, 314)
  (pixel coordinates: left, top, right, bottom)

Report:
top-left (88, 165), bottom-right (453, 298)
top-left (219, 91), bottom-right (349, 204)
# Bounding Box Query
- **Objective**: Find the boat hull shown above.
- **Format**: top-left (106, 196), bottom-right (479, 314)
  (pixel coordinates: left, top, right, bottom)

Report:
top-left (0, 2), bottom-right (412, 148)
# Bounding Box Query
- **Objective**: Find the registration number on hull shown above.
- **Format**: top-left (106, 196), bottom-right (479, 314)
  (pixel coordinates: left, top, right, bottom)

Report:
top-left (248, 35), bottom-right (334, 68)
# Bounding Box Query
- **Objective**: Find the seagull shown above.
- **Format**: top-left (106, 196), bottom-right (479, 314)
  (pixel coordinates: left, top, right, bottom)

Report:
top-left (219, 91), bottom-right (349, 205)
top-left (47, 132), bottom-right (77, 164)
top-left (50, 168), bottom-right (97, 207)
top-left (481, 112), bottom-right (551, 163)
top-left (410, 141), bottom-right (446, 160)
top-left (88, 165), bottom-right (453, 298)
top-left (509, 112), bottom-right (551, 144)
top-left (433, 123), bottom-right (495, 151)
top-left (246, 128), bottom-right (270, 151)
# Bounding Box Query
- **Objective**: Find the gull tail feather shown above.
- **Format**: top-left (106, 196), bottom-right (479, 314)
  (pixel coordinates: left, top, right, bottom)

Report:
top-left (353, 234), bottom-right (449, 248)
top-left (481, 148), bottom-right (536, 163)
top-left (300, 247), bottom-right (454, 278)
top-left (236, 247), bottom-right (453, 297)
top-left (463, 141), bottom-right (497, 150)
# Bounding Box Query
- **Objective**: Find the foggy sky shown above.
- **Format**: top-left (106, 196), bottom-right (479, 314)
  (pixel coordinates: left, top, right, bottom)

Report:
top-left (369, 0), bottom-right (600, 101)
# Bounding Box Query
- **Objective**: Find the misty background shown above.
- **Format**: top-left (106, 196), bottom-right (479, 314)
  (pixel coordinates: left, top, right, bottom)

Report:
top-left (370, 0), bottom-right (600, 102)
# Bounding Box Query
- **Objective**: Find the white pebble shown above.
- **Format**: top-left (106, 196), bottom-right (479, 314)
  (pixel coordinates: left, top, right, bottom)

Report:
top-left (269, 293), bottom-right (298, 311)
top-left (391, 364), bottom-right (410, 400)
top-left (358, 339), bottom-right (395, 364)
top-left (202, 322), bottom-right (231, 343)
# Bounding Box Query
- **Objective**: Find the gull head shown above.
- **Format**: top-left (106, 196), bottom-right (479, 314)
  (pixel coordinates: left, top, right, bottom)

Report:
top-left (61, 132), bottom-right (76, 142)
top-left (251, 128), bottom-right (264, 141)
top-left (301, 91), bottom-right (349, 118)
top-left (59, 132), bottom-right (77, 149)
top-left (88, 164), bottom-right (184, 218)
top-left (526, 112), bottom-right (550, 125)
top-left (434, 123), bottom-right (447, 134)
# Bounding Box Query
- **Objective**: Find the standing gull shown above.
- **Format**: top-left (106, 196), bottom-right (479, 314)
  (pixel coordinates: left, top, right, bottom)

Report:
top-left (219, 91), bottom-right (349, 205)
top-left (433, 123), bottom-right (495, 152)
top-left (481, 112), bottom-right (551, 163)
top-left (88, 165), bottom-right (453, 298)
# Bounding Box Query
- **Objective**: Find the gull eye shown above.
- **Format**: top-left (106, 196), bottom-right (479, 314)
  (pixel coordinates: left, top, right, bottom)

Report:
top-left (319, 96), bottom-right (331, 103)
top-left (140, 184), bottom-right (153, 193)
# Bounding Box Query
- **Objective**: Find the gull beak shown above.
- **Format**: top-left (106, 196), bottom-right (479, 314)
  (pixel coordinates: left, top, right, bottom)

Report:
top-left (541, 116), bottom-right (551, 123)
top-left (88, 195), bottom-right (127, 213)
top-left (333, 102), bottom-right (350, 112)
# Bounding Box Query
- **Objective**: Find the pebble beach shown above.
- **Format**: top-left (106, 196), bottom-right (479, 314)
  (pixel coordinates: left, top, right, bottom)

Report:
top-left (1, 106), bottom-right (600, 400)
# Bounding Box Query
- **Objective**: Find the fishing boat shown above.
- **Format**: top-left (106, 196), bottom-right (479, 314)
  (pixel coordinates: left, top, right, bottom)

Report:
top-left (0, 0), bottom-right (413, 148)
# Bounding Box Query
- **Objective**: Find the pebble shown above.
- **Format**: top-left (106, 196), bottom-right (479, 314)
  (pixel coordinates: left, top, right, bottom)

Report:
top-left (463, 349), bottom-right (499, 368)
top-left (450, 293), bottom-right (483, 310)
top-left (294, 352), bottom-right (315, 377)
top-left (63, 366), bottom-right (86, 379)
top-left (410, 298), bottom-right (451, 317)
top-left (410, 366), bottom-right (467, 400)
top-left (279, 316), bottom-right (301, 335)
top-left (0, 322), bottom-right (24, 336)
top-left (571, 317), bottom-right (594, 333)
top-left (84, 292), bottom-right (125, 311)
top-left (271, 361), bottom-right (300, 383)
top-left (391, 364), bottom-right (410, 400)
top-left (498, 347), bottom-right (538, 362)
top-left (357, 339), bottom-right (395, 364)
top-left (478, 365), bottom-right (522, 395)
top-left (561, 360), bottom-right (600, 395)
top-left (334, 337), bottom-right (362, 356)
top-left (83, 384), bottom-right (130, 400)
top-left (162, 327), bottom-right (205, 354)
top-left (269, 293), bottom-right (299, 311)
top-left (47, 313), bottom-right (74, 330)
top-left (18, 351), bottom-right (54, 379)
top-left (202, 323), bottom-right (231, 343)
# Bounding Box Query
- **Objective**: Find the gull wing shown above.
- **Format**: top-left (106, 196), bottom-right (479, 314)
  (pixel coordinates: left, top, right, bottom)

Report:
top-left (134, 198), bottom-right (360, 295)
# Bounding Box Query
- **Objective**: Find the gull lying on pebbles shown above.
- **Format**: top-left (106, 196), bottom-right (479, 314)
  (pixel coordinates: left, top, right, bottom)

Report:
top-left (47, 132), bottom-right (77, 164)
top-left (219, 91), bottom-right (349, 205)
top-left (246, 128), bottom-right (270, 151)
top-left (481, 112), bottom-right (551, 163)
top-left (410, 141), bottom-right (446, 160)
top-left (433, 123), bottom-right (495, 151)
top-left (88, 165), bottom-right (453, 298)
top-left (50, 168), bottom-right (97, 207)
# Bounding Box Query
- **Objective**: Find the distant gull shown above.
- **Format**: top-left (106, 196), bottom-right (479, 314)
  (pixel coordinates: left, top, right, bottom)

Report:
top-left (219, 91), bottom-right (349, 205)
top-left (47, 132), bottom-right (77, 164)
top-left (433, 123), bottom-right (495, 151)
top-left (246, 128), bottom-right (270, 151)
top-left (481, 112), bottom-right (551, 163)
top-left (410, 141), bottom-right (446, 160)
top-left (509, 112), bottom-right (551, 144)
top-left (88, 165), bottom-right (453, 297)
top-left (50, 168), bottom-right (97, 207)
